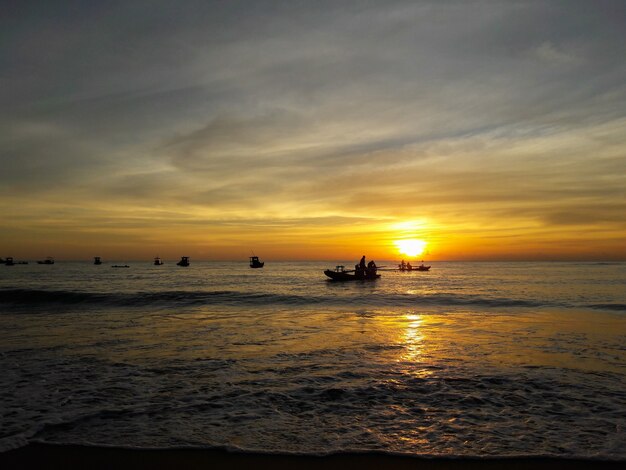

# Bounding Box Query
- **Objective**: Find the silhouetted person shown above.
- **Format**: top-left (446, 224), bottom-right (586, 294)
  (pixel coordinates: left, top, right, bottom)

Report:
top-left (366, 260), bottom-right (377, 277)
top-left (359, 256), bottom-right (366, 270)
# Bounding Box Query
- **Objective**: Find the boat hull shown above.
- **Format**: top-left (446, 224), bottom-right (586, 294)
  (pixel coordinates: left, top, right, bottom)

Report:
top-left (399, 266), bottom-right (430, 271)
top-left (324, 270), bottom-right (380, 281)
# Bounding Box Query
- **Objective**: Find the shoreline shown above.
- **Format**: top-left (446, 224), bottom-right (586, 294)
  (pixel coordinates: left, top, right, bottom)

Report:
top-left (1, 444), bottom-right (624, 470)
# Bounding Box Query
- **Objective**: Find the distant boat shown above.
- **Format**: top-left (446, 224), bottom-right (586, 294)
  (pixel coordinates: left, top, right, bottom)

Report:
top-left (324, 265), bottom-right (380, 281)
top-left (4, 257), bottom-right (14, 266)
top-left (154, 256), bottom-right (164, 265)
top-left (94, 257), bottom-right (102, 265)
top-left (177, 256), bottom-right (190, 267)
top-left (112, 265), bottom-right (129, 268)
top-left (416, 261), bottom-right (431, 271)
top-left (249, 256), bottom-right (264, 268)
top-left (398, 261), bottom-right (430, 271)
top-left (37, 257), bottom-right (55, 265)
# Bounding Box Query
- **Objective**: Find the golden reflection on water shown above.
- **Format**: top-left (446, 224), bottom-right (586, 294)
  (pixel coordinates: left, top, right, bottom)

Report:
top-left (400, 313), bottom-right (425, 363)
top-left (4, 305), bottom-right (624, 376)
top-left (377, 308), bottom-right (626, 375)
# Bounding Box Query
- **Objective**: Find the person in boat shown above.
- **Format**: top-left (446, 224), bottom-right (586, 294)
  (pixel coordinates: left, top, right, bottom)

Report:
top-left (400, 259), bottom-right (406, 270)
top-left (354, 255), bottom-right (367, 277)
top-left (406, 262), bottom-right (412, 270)
top-left (366, 260), bottom-right (377, 277)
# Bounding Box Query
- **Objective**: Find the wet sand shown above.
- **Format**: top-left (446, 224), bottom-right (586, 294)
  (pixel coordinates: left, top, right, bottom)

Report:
top-left (1, 444), bottom-right (624, 470)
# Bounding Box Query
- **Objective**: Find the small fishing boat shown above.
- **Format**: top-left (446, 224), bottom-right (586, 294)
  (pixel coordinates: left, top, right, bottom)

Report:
top-left (154, 256), bottom-right (164, 265)
top-left (177, 256), bottom-right (190, 267)
top-left (111, 265), bottom-right (129, 268)
top-left (398, 261), bottom-right (430, 271)
top-left (324, 265), bottom-right (380, 281)
top-left (94, 257), bottom-right (102, 265)
top-left (249, 256), bottom-right (264, 268)
top-left (4, 257), bottom-right (14, 266)
top-left (415, 261), bottom-right (431, 271)
top-left (37, 257), bottom-right (55, 265)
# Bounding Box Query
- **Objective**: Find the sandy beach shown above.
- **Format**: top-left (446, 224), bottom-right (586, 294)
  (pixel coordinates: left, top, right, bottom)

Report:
top-left (1, 444), bottom-right (624, 470)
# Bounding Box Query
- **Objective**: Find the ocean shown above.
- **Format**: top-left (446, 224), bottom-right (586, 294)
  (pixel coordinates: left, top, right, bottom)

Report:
top-left (1, 261), bottom-right (625, 458)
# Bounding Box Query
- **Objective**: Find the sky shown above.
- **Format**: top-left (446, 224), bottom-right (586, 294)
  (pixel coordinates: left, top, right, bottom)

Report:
top-left (1, 0), bottom-right (625, 261)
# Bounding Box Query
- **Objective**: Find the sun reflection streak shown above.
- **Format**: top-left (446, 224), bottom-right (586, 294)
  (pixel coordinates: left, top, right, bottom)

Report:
top-left (401, 313), bottom-right (425, 364)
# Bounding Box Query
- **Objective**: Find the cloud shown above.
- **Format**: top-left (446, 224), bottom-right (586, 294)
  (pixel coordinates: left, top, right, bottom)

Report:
top-left (532, 41), bottom-right (584, 65)
top-left (1, 1), bottom-right (625, 258)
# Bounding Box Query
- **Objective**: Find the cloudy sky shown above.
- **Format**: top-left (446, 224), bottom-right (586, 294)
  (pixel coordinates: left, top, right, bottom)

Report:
top-left (1, 0), bottom-right (625, 260)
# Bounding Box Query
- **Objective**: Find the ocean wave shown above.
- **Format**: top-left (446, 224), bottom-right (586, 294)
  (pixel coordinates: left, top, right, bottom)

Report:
top-left (4, 368), bottom-right (625, 459)
top-left (0, 288), bottom-right (551, 311)
top-left (588, 304), bottom-right (626, 312)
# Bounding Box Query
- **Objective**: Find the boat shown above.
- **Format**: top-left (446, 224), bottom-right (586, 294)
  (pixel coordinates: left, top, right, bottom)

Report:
top-left (4, 257), bottom-right (14, 266)
top-left (112, 265), bottom-right (129, 268)
top-left (415, 261), bottom-right (431, 271)
top-left (37, 257), bottom-right (55, 265)
top-left (177, 256), bottom-right (190, 267)
top-left (324, 265), bottom-right (380, 281)
top-left (398, 261), bottom-right (430, 271)
top-left (249, 256), bottom-right (264, 268)
top-left (94, 257), bottom-right (102, 265)
top-left (154, 256), bottom-right (164, 265)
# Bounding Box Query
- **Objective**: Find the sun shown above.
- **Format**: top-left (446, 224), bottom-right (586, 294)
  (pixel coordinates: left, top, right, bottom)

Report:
top-left (395, 239), bottom-right (427, 258)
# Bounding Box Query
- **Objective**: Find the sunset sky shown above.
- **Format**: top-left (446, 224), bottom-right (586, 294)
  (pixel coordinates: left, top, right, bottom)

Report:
top-left (2, 1), bottom-right (625, 261)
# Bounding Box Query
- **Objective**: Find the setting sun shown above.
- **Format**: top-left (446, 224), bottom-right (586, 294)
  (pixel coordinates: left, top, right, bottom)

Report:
top-left (395, 239), bottom-right (427, 258)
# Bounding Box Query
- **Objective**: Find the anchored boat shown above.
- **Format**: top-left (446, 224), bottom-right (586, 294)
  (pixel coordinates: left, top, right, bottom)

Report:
top-left (249, 256), bottom-right (264, 268)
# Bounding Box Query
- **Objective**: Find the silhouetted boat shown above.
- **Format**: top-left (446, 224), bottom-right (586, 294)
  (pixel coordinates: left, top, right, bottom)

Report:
top-left (324, 265), bottom-right (380, 281)
top-left (94, 257), bottom-right (102, 265)
top-left (154, 256), bottom-right (164, 265)
top-left (249, 256), bottom-right (264, 268)
top-left (416, 261), bottom-right (431, 271)
top-left (398, 261), bottom-right (430, 271)
top-left (37, 257), bottom-right (55, 265)
top-left (4, 257), bottom-right (14, 266)
top-left (177, 256), bottom-right (190, 267)
top-left (112, 265), bottom-right (129, 268)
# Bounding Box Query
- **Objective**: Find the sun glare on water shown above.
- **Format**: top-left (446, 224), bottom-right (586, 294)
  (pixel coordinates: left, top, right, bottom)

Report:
top-left (395, 239), bottom-right (427, 257)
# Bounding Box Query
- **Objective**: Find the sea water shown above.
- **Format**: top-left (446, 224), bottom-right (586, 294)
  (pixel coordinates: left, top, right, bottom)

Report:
top-left (1, 261), bottom-right (625, 457)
